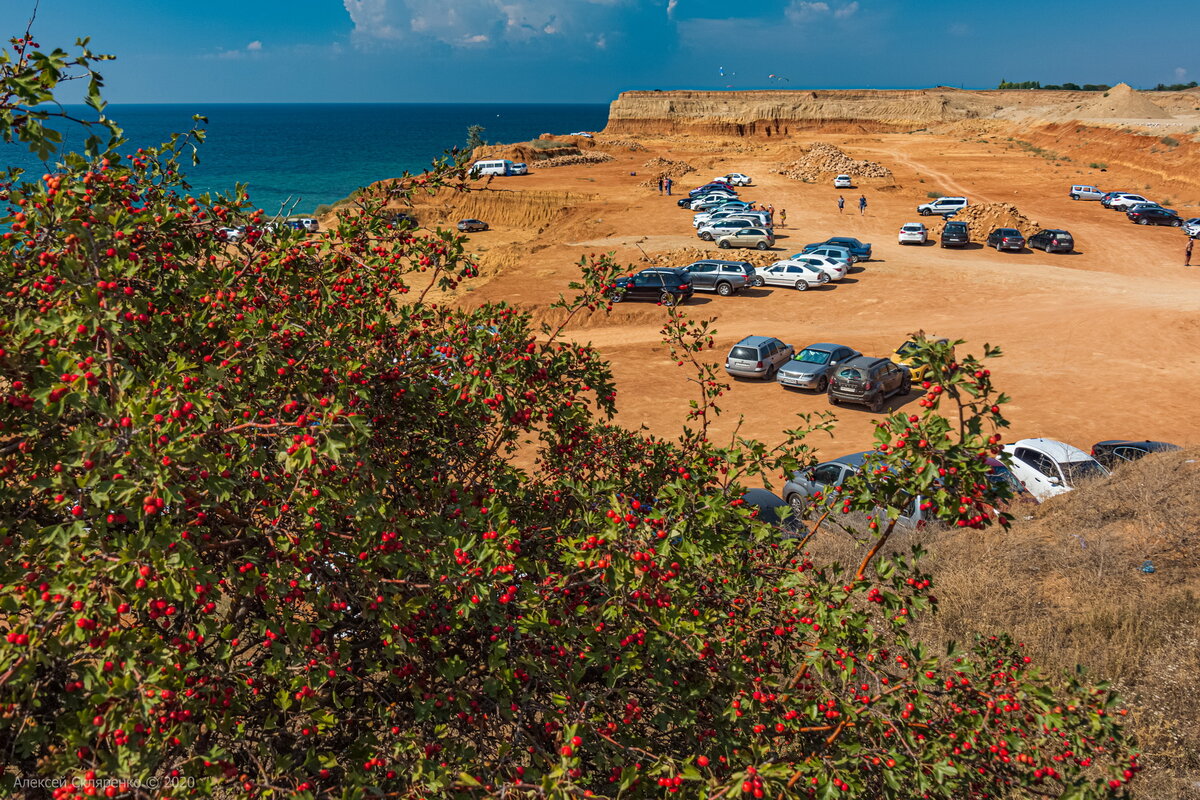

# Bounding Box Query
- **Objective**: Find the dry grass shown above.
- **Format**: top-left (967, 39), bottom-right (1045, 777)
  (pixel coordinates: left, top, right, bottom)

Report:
top-left (805, 449), bottom-right (1200, 799)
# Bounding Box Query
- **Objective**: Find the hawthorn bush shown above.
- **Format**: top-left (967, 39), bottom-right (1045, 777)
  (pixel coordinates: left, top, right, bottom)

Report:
top-left (0, 33), bottom-right (1139, 800)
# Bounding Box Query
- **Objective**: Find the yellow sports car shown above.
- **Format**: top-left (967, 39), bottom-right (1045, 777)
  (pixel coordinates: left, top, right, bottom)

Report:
top-left (892, 337), bottom-right (952, 383)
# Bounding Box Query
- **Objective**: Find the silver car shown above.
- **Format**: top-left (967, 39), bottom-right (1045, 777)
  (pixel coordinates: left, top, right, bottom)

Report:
top-left (717, 228), bottom-right (775, 251)
top-left (725, 335), bottom-right (794, 380)
top-left (776, 343), bottom-right (861, 392)
top-left (782, 451), bottom-right (926, 526)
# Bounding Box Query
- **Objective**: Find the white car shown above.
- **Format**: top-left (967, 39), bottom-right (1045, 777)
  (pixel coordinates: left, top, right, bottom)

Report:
top-left (1002, 438), bottom-right (1109, 502)
top-left (1106, 193), bottom-right (1149, 211)
top-left (1184, 218), bottom-right (1200, 237)
top-left (217, 226), bottom-right (245, 243)
top-left (718, 173), bottom-right (752, 186)
top-left (898, 222), bottom-right (928, 245)
top-left (753, 261), bottom-right (831, 291)
top-left (689, 193), bottom-right (739, 210)
top-left (834, 174), bottom-right (853, 188)
top-left (695, 210), bottom-right (769, 229)
top-left (569, 131), bottom-right (594, 138)
top-left (789, 255), bottom-right (847, 281)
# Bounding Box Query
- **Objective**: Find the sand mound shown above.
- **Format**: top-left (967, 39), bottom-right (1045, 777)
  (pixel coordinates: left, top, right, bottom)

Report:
top-left (1076, 83), bottom-right (1173, 120)
top-left (597, 138), bottom-right (646, 152)
top-left (951, 202), bottom-right (1040, 239)
top-left (777, 143), bottom-right (893, 182)
top-left (640, 247), bottom-right (782, 270)
top-left (538, 152), bottom-right (615, 168)
top-left (410, 188), bottom-right (598, 230)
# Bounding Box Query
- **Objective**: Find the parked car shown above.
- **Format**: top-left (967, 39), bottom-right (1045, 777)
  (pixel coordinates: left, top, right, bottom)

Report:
top-left (891, 337), bottom-right (952, 383)
top-left (690, 194), bottom-right (740, 211)
top-left (725, 335), bottom-right (794, 380)
top-left (1003, 438), bottom-right (1108, 501)
top-left (782, 451), bottom-right (926, 526)
top-left (777, 343), bottom-right (861, 392)
top-left (698, 218), bottom-right (767, 241)
top-left (678, 196), bottom-right (700, 208)
top-left (1090, 439), bottom-right (1181, 470)
top-left (283, 220), bottom-right (306, 232)
top-left (898, 222), bottom-right (928, 245)
top-left (611, 268), bottom-right (694, 306)
top-left (985, 458), bottom-right (1039, 510)
top-left (916, 196), bottom-right (968, 217)
top-left (1183, 218), bottom-right (1200, 237)
top-left (716, 227), bottom-right (775, 250)
top-left (753, 261), bottom-right (830, 290)
top-left (695, 208), bottom-right (769, 228)
top-left (680, 260), bottom-right (753, 296)
top-left (788, 254), bottom-right (848, 281)
top-left (738, 488), bottom-right (796, 532)
top-left (1127, 207), bottom-right (1182, 226)
top-left (1128, 202), bottom-right (1177, 216)
top-left (284, 217), bottom-right (319, 232)
top-left (457, 219), bottom-right (489, 232)
top-left (1098, 190), bottom-right (1133, 208)
top-left (1027, 229), bottom-right (1074, 253)
top-left (1069, 184), bottom-right (1104, 201)
top-left (1104, 193), bottom-right (1150, 211)
top-left (796, 244), bottom-right (855, 265)
top-left (695, 200), bottom-right (755, 217)
top-left (939, 220), bottom-right (970, 248)
top-left (568, 131), bottom-right (594, 138)
top-left (719, 173), bottom-right (752, 186)
top-left (822, 237), bottom-right (872, 261)
top-left (834, 174), bottom-right (853, 188)
top-left (216, 226), bottom-right (245, 243)
top-left (827, 356), bottom-right (911, 412)
top-left (986, 228), bottom-right (1026, 251)
top-left (689, 182), bottom-right (736, 198)
top-left (509, 162), bottom-right (528, 175)
top-left (389, 212), bottom-right (418, 229)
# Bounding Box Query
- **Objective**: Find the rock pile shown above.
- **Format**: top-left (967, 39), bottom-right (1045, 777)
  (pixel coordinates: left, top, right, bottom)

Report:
top-left (641, 247), bottom-right (781, 270)
top-left (598, 138), bottom-right (646, 151)
top-left (949, 202), bottom-right (1040, 238)
top-left (538, 152), bottom-right (615, 168)
top-left (778, 143), bottom-right (893, 182)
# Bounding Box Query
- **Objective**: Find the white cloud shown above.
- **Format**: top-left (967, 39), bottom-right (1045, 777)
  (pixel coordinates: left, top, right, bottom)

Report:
top-left (343, 0), bottom-right (670, 48)
top-left (785, 0), bottom-right (859, 24)
top-left (246, 40), bottom-right (263, 51)
top-left (1175, 66), bottom-right (1188, 81)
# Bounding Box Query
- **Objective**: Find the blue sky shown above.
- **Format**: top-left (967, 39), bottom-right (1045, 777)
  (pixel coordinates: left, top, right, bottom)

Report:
top-left (5, 0), bottom-right (1196, 103)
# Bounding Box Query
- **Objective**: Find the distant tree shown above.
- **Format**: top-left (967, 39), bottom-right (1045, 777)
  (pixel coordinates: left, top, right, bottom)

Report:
top-left (997, 80), bottom-right (1041, 90)
top-left (1151, 81), bottom-right (1198, 91)
top-left (465, 124), bottom-right (486, 151)
top-left (1061, 82), bottom-right (1081, 91)
top-left (1082, 83), bottom-right (1111, 92)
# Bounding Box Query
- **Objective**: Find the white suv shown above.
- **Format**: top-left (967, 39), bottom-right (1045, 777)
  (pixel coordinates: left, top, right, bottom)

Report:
top-left (1106, 193), bottom-right (1149, 211)
top-left (917, 196), bottom-right (968, 216)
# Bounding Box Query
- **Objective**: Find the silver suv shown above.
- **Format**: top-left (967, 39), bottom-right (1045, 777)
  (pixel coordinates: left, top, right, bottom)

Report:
top-left (916, 196), bottom-right (968, 217)
top-left (681, 260), bottom-right (753, 296)
top-left (725, 336), bottom-right (794, 380)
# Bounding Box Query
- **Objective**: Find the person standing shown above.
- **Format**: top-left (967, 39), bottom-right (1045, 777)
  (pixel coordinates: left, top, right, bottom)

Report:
top-left (1187, 236), bottom-right (1195, 266)
top-left (858, 195), bottom-right (867, 215)
top-left (665, 177), bottom-right (672, 196)
top-left (779, 208), bottom-right (787, 228)
top-left (837, 195), bottom-right (845, 214)
top-left (767, 204), bottom-right (775, 226)
top-left (658, 177), bottom-right (664, 195)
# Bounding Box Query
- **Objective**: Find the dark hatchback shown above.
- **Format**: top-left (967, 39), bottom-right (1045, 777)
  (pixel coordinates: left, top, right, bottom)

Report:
top-left (1127, 207), bottom-right (1182, 227)
top-left (827, 356), bottom-right (911, 413)
top-left (1028, 229), bottom-right (1074, 253)
top-left (940, 220), bottom-right (970, 248)
top-left (1090, 440), bottom-right (1181, 470)
top-left (986, 228), bottom-right (1026, 251)
top-left (611, 268), bottom-right (694, 306)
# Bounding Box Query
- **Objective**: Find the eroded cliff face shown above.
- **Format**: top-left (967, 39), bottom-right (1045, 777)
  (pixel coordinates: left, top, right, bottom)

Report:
top-left (603, 89), bottom-right (989, 136)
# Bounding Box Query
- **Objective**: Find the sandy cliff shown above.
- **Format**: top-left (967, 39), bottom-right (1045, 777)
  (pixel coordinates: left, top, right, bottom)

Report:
top-left (604, 87), bottom-right (1200, 136)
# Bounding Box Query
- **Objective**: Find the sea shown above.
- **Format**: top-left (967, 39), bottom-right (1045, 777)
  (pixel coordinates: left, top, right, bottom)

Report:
top-left (0, 103), bottom-right (610, 215)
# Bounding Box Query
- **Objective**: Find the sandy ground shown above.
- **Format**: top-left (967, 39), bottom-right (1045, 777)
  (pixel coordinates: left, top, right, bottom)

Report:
top-left (444, 131), bottom-right (1200, 462)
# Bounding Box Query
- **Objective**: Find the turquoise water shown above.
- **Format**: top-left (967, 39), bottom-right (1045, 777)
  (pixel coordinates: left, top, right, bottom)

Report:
top-left (1, 103), bottom-right (609, 214)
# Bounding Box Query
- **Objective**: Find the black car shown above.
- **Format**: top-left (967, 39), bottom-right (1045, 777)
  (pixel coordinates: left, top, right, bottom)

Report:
top-left (611, 269), bottom-right (694, 306)
top-left (1127, 207), bottom-right (1182, 227)
top-left (827, 356), bottom-right (911, 413)
top-left (940, 220), bottom-right (970, 248)
top-left (1090, 440), bottom-right (1181, 470)
top-left (1028, 229), bottom-right (1074, 253)
top-left (986, 228), bottom-right (1025, 251)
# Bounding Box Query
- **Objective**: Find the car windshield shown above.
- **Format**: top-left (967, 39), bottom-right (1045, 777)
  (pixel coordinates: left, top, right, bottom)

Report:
top-left (730, 347), bottom-right (757, 360)
top-left (895, 341), bottom-right (918, 357)
top-left (796, 348), bottom-right (832, 365)
top-left (1059, 459), bottom-right (1106, 483)
top-left (987, 464), bottom-right (1024, 493)
top-left (836, 367), bottom-right (865, 380)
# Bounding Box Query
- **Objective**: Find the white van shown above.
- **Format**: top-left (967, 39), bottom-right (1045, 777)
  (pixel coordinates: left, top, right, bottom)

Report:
top-left (471, 159), bottom-right (514, 177)
top-left (1069, 185), bottom-right (1103, 201)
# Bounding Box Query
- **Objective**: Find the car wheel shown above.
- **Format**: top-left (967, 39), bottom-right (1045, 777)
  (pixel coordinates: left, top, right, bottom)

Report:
top-left (1172, 220), bottom-right (1182, 227)
top-left (700, 232), bottom-right (713, 241)
top-left (659, 292), bottom-right (676, 307)
top-left (816, 376), bottom-right (828, 393)
top-left (828, 392), bottom-right (839, 405)
top-left (752, 276), bottom-right (765, 287)
top-left (1138, 218), bottom-right (1149, 225)
top-left (716, 282), bottom-right (732, 296)
top-left (719, 240), bottom-right (731, 249)
top-left (900, 377), bottom-right (912, 395)
top-left (765, 364), bottom-right (777, 380)
top-left (756, 241), bottom-right (769, 250)
top-left (787, 494), bottom-right (807, 517)
top-left (869, 394), bottom-right (884, 413)
top-left (794, 280), bottom-right (809, 291)
top-left (610, 292), bottom-right (623, 304)
top-left (1070, 194), bottom-right (1079, 200)
top-left (920, 209), bottom-right (930, 216)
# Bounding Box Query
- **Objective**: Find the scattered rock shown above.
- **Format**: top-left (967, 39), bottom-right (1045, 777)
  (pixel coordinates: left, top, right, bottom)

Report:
top-left (778, 143), bottom-right (893, 182)
top-left (950, 202), bottom-right (1041, 238)
top-left (537, 152), bottom-right (616, 168)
